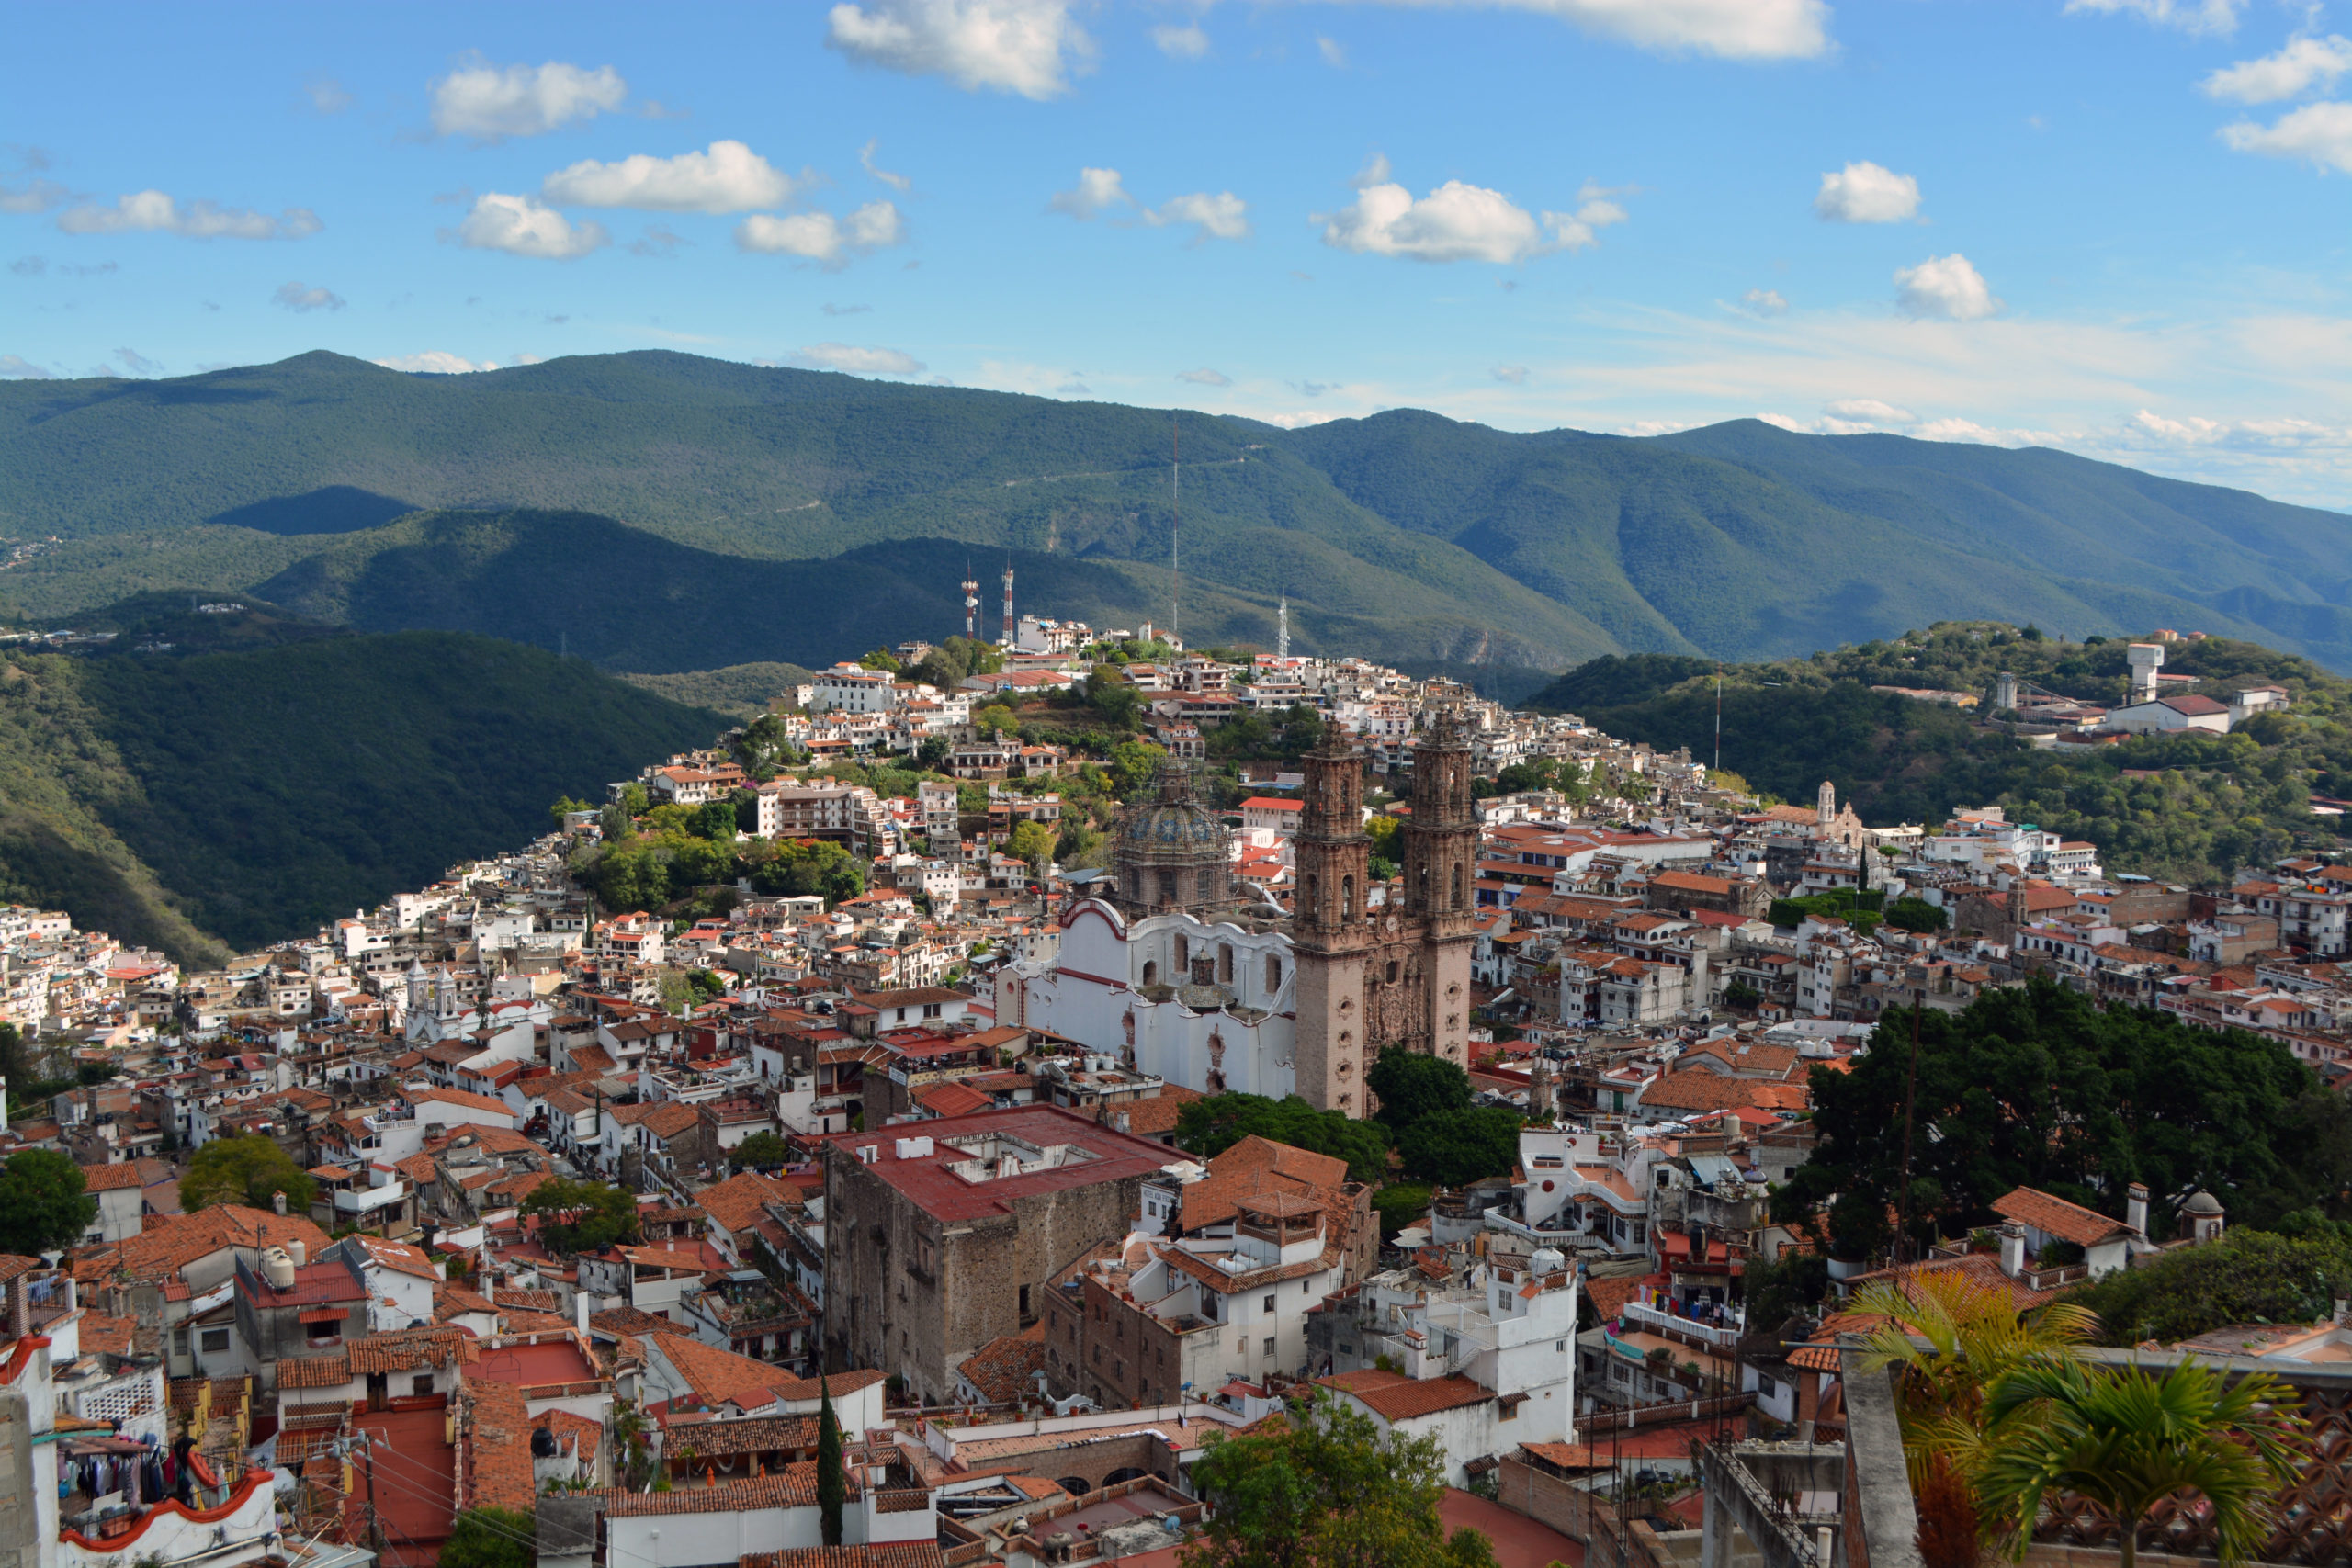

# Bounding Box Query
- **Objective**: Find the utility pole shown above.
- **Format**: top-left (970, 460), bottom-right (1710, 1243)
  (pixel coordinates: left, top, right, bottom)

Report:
top-left (360, 1436), bottom-right (386, 1561)
top-left (1894, 988), bottom-right (1924, 1268)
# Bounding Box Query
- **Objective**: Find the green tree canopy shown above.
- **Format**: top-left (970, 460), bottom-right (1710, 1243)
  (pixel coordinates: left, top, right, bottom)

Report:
top-left (1182, 1392), bottom-right (1499, 1568)
top-left (1006, 820), bottom-right (1058, 870)
top-left (438, 1506), bottom-right (537, 1568)
top-left (817, 1377), bottom-right (846, 1546)
top-left (2065, 1227), bottom-right (2352, 1347)
top-left (1175, 1093), bottom-right (1391, 1185)
top-left (730, 1131), bottom-right (792, 1170)
top-left (520, 1178), bottom-right (640, 1254)
top-left (181, 1134), bottom-right (316, 1214)
top-left (0, 1151), bottom-right (97, 1254)
top-left (1773, 981), bottom-right (2346, 1262)
top-left (1396, 1107), bottom-right (1521, 1189)
top-left (1366, 1050), bottom-right (1471, 1134)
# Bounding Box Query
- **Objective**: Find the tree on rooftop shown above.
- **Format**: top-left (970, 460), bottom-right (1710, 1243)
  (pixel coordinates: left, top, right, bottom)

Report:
top-left (1182, 1390), bottom-right (1499, 1568)
top-left (438, 1506), bottom-right (536, 1568)
top-left (1173, 1093), bottom-right (1389, 1185)
top-left (729, 1131), bottom-right (791, 1171)
top-left (519, 1177), bottom-right (639, 1254)
top-left (2063, 1227), bottom-right (2352, 1348)
top-left (0, 1150), bottom-right (97, 1255)
top-left (1975, 1357), bottom-right (2301, 1568)
top-left (180, 1133), bottom-right (315, 1215)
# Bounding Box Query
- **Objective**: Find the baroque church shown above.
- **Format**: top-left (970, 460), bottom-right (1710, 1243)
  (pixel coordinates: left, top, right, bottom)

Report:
top-left (996, 716), bottom-right (1478, 1117)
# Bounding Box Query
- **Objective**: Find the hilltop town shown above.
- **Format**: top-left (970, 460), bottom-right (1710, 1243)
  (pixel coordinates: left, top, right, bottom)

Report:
top-left (3, 610), bottom-right (2350, 1568)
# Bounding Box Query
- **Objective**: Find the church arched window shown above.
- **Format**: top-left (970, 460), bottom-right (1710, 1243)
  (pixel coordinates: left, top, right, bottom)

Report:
top-left (1174, 934), bottom-right (1189, 969)
top-left (1218, 944), bottom-right (1233, 985)
top-left (1304, 874), bottom-right (1318, 923)
top-left (1451, 863), bottom-right (1464, 909)
top-left (1341, 876), bottom-right (1354, 921)
top-left (1266, 954), bottom-right (1283, 993)
top-left (1141, 961), bottom-right (1158, 987)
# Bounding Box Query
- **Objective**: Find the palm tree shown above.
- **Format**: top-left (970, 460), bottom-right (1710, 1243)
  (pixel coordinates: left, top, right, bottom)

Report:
top-left (1975, 1356), bottom-right (2303, 1568)
top-left (1850, 1268), bottom-right (2099, 1471)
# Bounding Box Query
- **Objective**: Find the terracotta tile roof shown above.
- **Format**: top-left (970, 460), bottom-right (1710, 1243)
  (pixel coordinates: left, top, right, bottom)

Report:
top-left (956, 1327), bottom-right (1045, 1404)
top-left (1518, 1441), bottom-right (1617, 1472)
top-left (457, 1377), bottom-right (537, 1514)
top-left (112, 1205), bottom-right (333, 1282)
top-left (533, 1407), bottom-right (603, 1458)
top-left (1584, 1275), bottom-right (1644, 1323)
top-left (913, 1082), bottom-right (991, 1118)
top-left (1990, 1187), bottom-right (2135, 1248)
top-left (606, 1472), bottom-right (822, 1517)
top-left (1838, 1251), bottom-right (2060, 1313)
top-left (277, 1352), bottom-right (356, 1390)
top-left (696, 1172), bottom-right (799, 1236)
top-left (79, 1313), bottom-right (137, 1358)
top-left (347, 1235), bottom-right (443, 1280)
top-left (649, 1331), bottom-right (799, 1408)
top-left (79, 1163), bottom-right (146, 1192)
top-left (409, 1086), bottom-right (519, 1119)
top-left (592, 1306), bottom-right (675, 1338)
top-left (1092, 1084), bottom-right (1200, 1137)
top-left (640, 1102), bottom-right (704, 1140)
top-left (1635, 1073), bottom-right (1781, 1114)
top-left (348, 1325), bottom-right (480, 1374)
top-left (673, 1415), bottom-right (820, 1455)
top-left (1317, 1370), bottom-right (1492, 1422)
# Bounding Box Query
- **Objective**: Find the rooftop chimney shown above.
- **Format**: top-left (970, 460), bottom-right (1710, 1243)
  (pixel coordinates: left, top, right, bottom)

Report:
top-left (2126, 1182), bottom-right (2149, 1237)
top-left (1997, 1222), bottom-right (2026, 1280)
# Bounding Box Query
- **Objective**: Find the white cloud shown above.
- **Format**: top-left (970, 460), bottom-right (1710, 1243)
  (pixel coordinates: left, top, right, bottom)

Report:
top-left (1176, 367), bottom-right (1231, 386)
top-left (1317, 35), bottom-right (1349, 67)
top-left (1894, 254), bottom-right (2001, 321)
top-left (736, 201), bottom-right (907, 265)
top-left (0, 177), bottom-right (71, 215)
top-left (2201, 36), bottom-right (2352, 102)
top-left (273, 280), bottom-right (346, 312)
top-left (1331, 0), bottom-right (1829, 61)
top-left (1824, 397), bottom-right (1914, 423)
top-left (0, 355), bottom-right (55, 379)
top-left (1255, 410), bottom-right (1341, 430)
top-left (825, 0), bottom-right (1091, 100)
top-left (1741, 288), bottom-right (1789, 315)
top-left (1146, 191), bottom-right (1250, 243)
top-left (1492, 365), bottom-right (1530, 385)
top-left (2122, 408), bottom-right (2352, 451)
top-left (860, 140), bottom-right (912, 192)
top-left (1152, 21), bottom-right (1210, 59)
top-left (2064, 0), bottom-right (2243, 35)
top-left (306, 76), bottom-right (353, 114)
top-left (1317, 159), bottom-right (1623, 263)
top-left (786, 342), bottom-right (926, 375)
top-left (376, 351), bottom-right (501, 374)
top-left (57, 191), bottom-right (321, 240)
top-left (116, 348), bottom-right (162, 375)
top-left (1814, 161), bottom-right (1921, 222)
top-left (429, 57), bottom-right (628, 141)
top-left (2220, 100), bottom-right (2352, 173)
top-left (542, 141), bottom-right (798, 213)
top-left (1050, 167), bottom-right (1131, 220)
top-left (452, 193), bottom-right (610, 259)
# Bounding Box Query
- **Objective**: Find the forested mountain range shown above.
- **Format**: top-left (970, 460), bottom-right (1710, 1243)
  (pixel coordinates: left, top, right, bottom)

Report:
top-left (6, 350), bottom-right (2351, 674)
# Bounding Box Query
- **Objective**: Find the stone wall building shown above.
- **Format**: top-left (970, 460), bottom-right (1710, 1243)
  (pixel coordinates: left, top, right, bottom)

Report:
top-left (815, 1104), bottom-right (1172, 1406)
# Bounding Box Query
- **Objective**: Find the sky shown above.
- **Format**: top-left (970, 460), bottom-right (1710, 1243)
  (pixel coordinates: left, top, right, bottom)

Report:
top-left (6, 0), bottom-right (2352, 509)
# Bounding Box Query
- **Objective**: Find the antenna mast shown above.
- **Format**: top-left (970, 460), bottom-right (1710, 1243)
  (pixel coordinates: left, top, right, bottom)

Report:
top-left (1170, 413), bottom-right (1181, 645)
top-left (962, 564), bottom-right (980, 642)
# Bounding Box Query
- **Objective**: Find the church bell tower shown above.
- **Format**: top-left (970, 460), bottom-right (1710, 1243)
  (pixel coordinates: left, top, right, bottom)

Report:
top-left (1292, 729), bottom-right (1372, 1116)
top-left (1404, 712), bottom-right (1476, 1066)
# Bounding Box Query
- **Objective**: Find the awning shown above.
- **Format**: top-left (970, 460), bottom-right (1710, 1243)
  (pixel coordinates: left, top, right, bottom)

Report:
top-left (299, 1307), bottom-right (348, 1325)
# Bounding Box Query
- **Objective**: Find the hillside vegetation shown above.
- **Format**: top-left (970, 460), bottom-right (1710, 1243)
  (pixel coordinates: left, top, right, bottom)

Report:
top-left (0, 611), bottom-right (720, 958)
top-left (6, 351), bottom-right (2352, 671)
top-left (1531, 623), bottom-right (2352, 884)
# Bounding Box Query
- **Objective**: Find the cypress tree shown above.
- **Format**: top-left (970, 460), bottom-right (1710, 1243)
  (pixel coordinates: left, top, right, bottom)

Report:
top-left (816, 1374), bottom-right (844, 1546)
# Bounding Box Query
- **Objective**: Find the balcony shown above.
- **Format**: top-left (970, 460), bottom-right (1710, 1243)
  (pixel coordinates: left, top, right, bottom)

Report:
top-left (1622, 1297), bottom-right (1742, 1350)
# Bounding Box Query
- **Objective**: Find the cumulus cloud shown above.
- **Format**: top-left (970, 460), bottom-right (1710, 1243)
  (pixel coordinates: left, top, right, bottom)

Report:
top-left (2064, 0), bottom-right (2243, 35)
top-left (375, 351), bottom-right (499, 374)
top-left (2220, 101), bottom-right (2352, 172)
top-left (273, 280), bottom-right (346, 311)
top-left (1176, 367), bottom-right (1230, 386)
top-left (1317, 157), bottom-right (1623, 263)
top-left (542, 140), bottom-right (798, 213)
top-left (1824, 397), bottom-right (1914, 423)
top-left (451, 193), bottom-right (610, 259)
top-left (0, 355), bottom-right (55, 378)
top-left (429, 57), bottom-right (628, 141)
top-left (1894, 254), bottom-right (2001, 321)
top-left (825, 0), bottom-right (1092, 100)
top-left (1491, 365), bottom-right (1530, 385)
top-left (1152, 21), bottom-right (1210, 59)
top-left (1332, 0), bottom-right (1828, 61)
top-left (1814, 161), bottom-right (1921, 222)
top-left (57, 192), bottom-right (321, 240)
top-left (786, 342), bottom-right (926, 375)
top-left (2201, 35), bottom-right (2352, 102)
top-left (1050, 167), bottom-right (1131, 220)
top-left (2121, 408), bottom-right (2352, 451)
top-left (1741, 288), bottom-right (1789, 315)
top-left (736, 201), bottom-right (907, 265)
top-left (306, 76), bottom-right (353, 114)
top-left (860, 140), bottom-right (912, 191)
top-left (1146, 191), bottom-right (1250, 243)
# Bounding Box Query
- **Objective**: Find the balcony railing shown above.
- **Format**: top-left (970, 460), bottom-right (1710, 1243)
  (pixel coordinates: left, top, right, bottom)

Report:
top-left (1622, 1298), bottom-right (1743, 1349)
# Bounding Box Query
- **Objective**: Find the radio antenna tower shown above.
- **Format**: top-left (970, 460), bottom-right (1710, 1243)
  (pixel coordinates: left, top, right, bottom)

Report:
top-left (1001, 559), bottom-right (1015, 649)
top-left (1170, 413), bottom-right (1181, 644)
top-left (1277, 592), bottom-right (1290, 661)
top-left (961, 566), bottom-right (980, 642)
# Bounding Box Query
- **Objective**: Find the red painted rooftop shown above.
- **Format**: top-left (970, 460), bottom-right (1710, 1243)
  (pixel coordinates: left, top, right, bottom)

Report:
top-left (814, 1104), bottom-right (1175, 1222)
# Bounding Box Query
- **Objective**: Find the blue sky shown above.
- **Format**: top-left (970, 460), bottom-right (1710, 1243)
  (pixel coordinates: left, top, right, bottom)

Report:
top-left (6, 0), bottom-right (2351, 507)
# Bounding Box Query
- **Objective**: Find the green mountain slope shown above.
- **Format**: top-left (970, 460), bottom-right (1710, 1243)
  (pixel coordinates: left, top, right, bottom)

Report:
top-left (5, 351), bottom-right (2350, 670)
top-left (0, 615), bottom-right (722, 958)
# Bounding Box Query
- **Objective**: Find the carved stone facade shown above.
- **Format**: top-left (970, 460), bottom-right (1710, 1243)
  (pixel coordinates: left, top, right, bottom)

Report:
top-left (1292, 717), bottom-right (1476, 1118)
